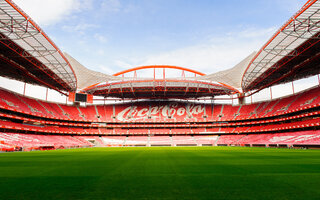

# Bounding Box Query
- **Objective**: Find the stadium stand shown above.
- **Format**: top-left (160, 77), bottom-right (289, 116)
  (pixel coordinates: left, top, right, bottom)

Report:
top-left (149, 136), bottom-right (172, 146)
top-left (216, 135), bottom-right (246, 146)
top-left (59, 104), bottom-right (84, 121)
top-left (78, 105), bottom-right (98, 121)
top-left (1, 84), bottom-right (320, 149)
top-left (101, 136), bottom-right (126, 146)
top-left (0, 0), bottom-right (320, 152)
top-left (1, 85), bottom-right (320, 124)
top-left (172, 136), bottom-right (197, 146)
top-left (233, 130), bottom-right (320, 147)
top-left (0, 132), bottom-right (92, 151)
top-left (126, 136), bottom-right (149, 146)
top-left (194, 135), bottom-right (218, 146)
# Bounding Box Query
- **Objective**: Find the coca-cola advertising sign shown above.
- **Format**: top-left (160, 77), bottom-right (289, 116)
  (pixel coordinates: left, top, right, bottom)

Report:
top-left (116, 102), bottom-right (204, 121)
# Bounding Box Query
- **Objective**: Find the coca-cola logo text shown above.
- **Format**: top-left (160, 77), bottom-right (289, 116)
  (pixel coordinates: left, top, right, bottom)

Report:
top-left (116, 102), bottom-right (204, 121)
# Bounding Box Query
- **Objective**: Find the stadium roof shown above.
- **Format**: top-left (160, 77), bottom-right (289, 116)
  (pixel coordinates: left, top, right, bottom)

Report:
top-left (241, 0), bottom-right (320, 92)
top-left (80, 65), bottom-right (240, 99)
top-left (0, 0), bottom-right (319, 99)
top-left (64, 53), bottom-right (121, 90)
top-left (0, 0), bottom-right (77, 93)
top-left (197, 52), bottom-right (257, 90)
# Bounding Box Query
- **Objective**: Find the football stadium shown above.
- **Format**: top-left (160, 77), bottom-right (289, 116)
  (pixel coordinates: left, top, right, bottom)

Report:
top-left (0, 0), bottom-right (320, 199)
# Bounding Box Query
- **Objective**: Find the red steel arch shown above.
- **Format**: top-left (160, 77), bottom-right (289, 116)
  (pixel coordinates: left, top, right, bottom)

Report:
top-left (113, 65), bottom-right (206, 77)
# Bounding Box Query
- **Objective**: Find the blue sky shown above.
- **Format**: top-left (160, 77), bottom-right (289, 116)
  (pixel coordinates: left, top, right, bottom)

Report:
top-left (13, 0), bottom-right (305, 76)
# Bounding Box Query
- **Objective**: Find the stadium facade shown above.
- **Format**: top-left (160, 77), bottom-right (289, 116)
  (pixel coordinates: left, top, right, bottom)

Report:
top-left (0, 0), bottom-right (319, 151)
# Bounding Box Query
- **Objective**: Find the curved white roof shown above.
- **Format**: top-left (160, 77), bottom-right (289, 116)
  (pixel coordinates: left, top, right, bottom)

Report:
top-left (0, 0), bottom-right (77, 90)
top-left (241, 0), bottom-right (320, 91)
top-left (64, 53), bottom-right (121, 90)
top-left (196, 52), bottom-right (256, 91)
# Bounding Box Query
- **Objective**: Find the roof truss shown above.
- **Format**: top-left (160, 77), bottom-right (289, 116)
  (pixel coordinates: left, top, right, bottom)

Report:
top-left (242, 0), bottom-right (320, 91)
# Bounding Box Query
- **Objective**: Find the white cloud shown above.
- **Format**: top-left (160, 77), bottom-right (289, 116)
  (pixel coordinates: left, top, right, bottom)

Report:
top-left (98, 65), bottom-right (117, 75)
top-left (101, 0), bottom-right (122, 13)
top-left (97, 60), bottom-right (134, 76)
top-left (98, 0), bottom-right (137, 16)
top-left (13, 0), bottom-right (93, 26)
top-left (97, 49), bottom-right (105, 56)
top-left (62, 23), bottom-right (99, 33)
top-left (94, 33), bottom-right (108, 43)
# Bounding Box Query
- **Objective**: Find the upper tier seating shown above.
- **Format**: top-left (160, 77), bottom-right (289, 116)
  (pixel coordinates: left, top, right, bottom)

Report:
top-left (203, 104), bottom-right (213, 120)
top-left (271, 95), bottom-right (298, 116)
top-left (113, 129), bottom-right (128, 135)
top-left (16, 95), bottom-right (49, 117)
top-left (255, 100), bottom-right (280, 117)
top-left (210, 104), bottom-right (223, 121)
top-left (99, 129), bottom-right (114, 135)
top-left (149, 129), bottom-right (170, 135)
top-left (0, 88), bottom-right (32, 114)
top-left (59, 104), bottom-right (84, 121)
top-left (171, 128), bottom-right (192, 134)
top-left (192, 128), bottom-right (206, 134)
top-left (0, 86), bottom-right (320, 124)
top-left (287, 87), bottom-right (320, 111)
top-left (79, 106), bottom-right (99, 121)
top-left (236, 104), bottom-right (259, 120)
top-left (38, 101), bottom-right (69, 119)
top-left (96, 105), bottom-right (113, 121)
top-left (128, 129), bottom-right (149, 135)
top-left (220, 105), bottom-right (241, 121)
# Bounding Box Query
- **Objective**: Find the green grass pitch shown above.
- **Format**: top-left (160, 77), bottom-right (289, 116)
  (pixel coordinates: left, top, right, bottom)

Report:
top-left (1, 146), bottom-right (320, 200)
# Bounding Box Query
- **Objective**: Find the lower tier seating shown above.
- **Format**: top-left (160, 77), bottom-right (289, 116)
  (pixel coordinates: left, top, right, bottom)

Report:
top-left (193, 135), bottom-right (218, 145)
top-left (234, 130), bottom-right (320, 145)
top-left (172, 136), bottom-right (197, 146)
top-left (216, 135), bottom-right (246, 145)
top-left (2, 130), bottom-right (320, 151)
top-left (0, 132), bottom-right (93, 151)
top-left (149, 136), bottom-right (172, 146)
top-left (125, 136), bottom-right (149, 146)
top-left (101, 136), bottom-right (126, 146)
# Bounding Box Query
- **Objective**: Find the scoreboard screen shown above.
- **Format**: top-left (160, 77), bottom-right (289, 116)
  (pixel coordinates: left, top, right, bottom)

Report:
top-left (75, 93), bottom-right (87, 102)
